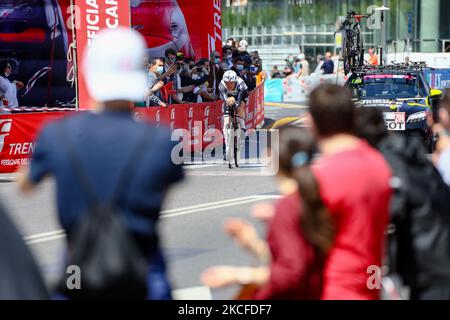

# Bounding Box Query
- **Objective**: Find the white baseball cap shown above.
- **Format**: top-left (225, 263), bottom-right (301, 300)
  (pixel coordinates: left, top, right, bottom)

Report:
top-left (239, 40), bottom-right (248, 47)
top-left (83, 27), bottom-right (148, 102)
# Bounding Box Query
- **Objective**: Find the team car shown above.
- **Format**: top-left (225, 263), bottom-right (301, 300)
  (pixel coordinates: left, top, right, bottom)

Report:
top-left (346, 63), bottom-right (443, 151)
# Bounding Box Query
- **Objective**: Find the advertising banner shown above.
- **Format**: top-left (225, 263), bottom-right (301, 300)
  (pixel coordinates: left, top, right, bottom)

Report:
top-left (131, 0), bottom-right (222, 61)
top-left (135, 100), bottom-right (223, 151)
top-left (74, 0), bottom-right (131, 110)
top-left (0, 84), bottom-right (264, 174)
top-left (424, 69), bottom-right (450, 90)
top-left (283, 74), bottom-right (345, 103)
top-left (0, 111), bottom-right (69, 173)
top-left (0, 0), bottom-right (75, 108)
top-left (264, 79), bottom-right (284, 103)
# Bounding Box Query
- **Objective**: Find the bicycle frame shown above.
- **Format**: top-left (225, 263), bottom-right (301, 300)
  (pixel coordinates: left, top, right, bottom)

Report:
top-left (340, 10), bottom-right (370, 75)
top-left (223, 104), bottom-right (244, 169)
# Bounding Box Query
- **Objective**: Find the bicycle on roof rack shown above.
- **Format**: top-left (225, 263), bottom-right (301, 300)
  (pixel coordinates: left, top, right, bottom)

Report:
top-left (338, 10), bottom-right (372, 75)
top-left (350, 61), bottom-right (430, 77)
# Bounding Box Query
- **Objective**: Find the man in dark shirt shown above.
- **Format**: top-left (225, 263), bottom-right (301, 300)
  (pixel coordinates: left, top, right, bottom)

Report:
top-left (321, 52), bottom-right (335, 75)
top-left (146, 58), bottom-right (167, 107)
top-left (18, 27), bottom-right (184, 300)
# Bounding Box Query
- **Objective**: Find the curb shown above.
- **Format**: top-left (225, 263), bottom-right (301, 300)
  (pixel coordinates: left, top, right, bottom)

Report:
top-left (264, 102), bottom-right (308, 109)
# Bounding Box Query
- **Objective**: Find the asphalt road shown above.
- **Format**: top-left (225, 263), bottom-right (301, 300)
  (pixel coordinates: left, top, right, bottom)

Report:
top-left (0, 103), bottom-right (307, 300)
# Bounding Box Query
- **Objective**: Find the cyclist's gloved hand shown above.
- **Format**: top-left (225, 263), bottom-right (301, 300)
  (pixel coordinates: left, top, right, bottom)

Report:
top-left (226, 97), bottom-right (236, 107)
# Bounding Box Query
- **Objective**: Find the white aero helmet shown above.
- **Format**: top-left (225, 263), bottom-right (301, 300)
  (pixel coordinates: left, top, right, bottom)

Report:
top-left (223, 70), bottom-right (238, 82)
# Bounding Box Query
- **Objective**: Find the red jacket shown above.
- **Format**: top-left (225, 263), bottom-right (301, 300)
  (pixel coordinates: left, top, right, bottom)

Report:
top-left (313, 140), bottom-right (392, 300)
top-left (254, 193), bottom-right (324, 300)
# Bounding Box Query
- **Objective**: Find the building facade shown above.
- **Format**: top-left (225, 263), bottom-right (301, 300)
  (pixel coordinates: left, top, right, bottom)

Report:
top-left (223, 0), bottom-right (450, 55)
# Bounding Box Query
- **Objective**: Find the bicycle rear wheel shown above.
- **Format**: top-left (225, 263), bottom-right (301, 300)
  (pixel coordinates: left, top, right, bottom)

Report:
top-left (234, 131), bottom-right (239, 168)
top-left (227, 127), bottom-right (234, 169)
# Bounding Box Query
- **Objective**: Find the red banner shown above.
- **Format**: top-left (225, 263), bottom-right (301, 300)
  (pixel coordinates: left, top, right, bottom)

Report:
top-left (135, 100), bottom-right (223, 151)
top-left (0, 112), bottom-right (70, 173)
top-left (75, 0), bottom-right (131, 110)
top-left (135, 83), bottom-right (265, 150)
top-left (0, 83), bottom-right (264, 174)
top-left (131, 0), bottom-right (222, 60)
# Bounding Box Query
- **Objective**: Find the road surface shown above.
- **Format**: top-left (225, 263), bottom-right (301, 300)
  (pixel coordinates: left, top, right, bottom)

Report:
top-left (0, 103), bottom-right (307, 300)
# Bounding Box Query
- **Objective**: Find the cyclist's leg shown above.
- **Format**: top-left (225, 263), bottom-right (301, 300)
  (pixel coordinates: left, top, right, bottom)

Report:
top-left (223, 110), bottom-right (232, 162)
top-left (237, 101), bottom-right (247, 133)
top-left (236, 101), bottom-right (247, 156)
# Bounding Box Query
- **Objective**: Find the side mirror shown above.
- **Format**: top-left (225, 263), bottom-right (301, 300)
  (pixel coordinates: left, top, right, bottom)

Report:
top-left (430, 89), bottom-right (443, 97)
top-left (428, 89), bottom-right (443, 109)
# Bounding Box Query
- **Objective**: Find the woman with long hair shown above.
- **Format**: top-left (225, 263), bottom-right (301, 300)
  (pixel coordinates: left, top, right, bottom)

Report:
top-left (201, 127), bottom-right (334, 299)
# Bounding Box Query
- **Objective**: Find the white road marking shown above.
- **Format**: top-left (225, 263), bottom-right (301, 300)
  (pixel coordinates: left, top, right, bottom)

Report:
top-left (172, 286), bottom-right (212, 300)
top-left (183, 164), bottom-right (219, 170)
top-left (24, 194), bottom-right (281, 245)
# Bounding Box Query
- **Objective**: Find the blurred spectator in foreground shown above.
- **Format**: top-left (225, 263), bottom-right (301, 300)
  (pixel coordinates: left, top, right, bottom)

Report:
top-left (18, 27), bottom-right (184, 300)
top-left (356, 107), bottom-right (450, 300)
top-left (201, 127), bottom-right (332, 300)
top-left (368, 47), bottom-right (379, 66)
top-left (432, 88), bottom-right (450, 186)
top-left (0, 202), bottom-right (49, 299)
top-left (321, 52), bottom-right (335, 75)
top-left (309, 85), bottom-right (392, 300)
top-left (145, 58), bottom-right (167, 107)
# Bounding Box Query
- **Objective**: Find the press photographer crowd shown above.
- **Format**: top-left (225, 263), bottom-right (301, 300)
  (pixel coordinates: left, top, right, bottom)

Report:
top-left (143, 38), bottom-right (264, 108)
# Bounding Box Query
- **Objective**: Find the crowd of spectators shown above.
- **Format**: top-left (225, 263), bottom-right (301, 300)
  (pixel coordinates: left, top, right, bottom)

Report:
top-left (144, 38), bottom-right (263, 107)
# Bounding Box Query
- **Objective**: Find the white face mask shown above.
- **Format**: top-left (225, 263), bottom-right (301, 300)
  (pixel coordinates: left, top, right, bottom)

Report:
top-left (4, 71), bottom-right (10, 77)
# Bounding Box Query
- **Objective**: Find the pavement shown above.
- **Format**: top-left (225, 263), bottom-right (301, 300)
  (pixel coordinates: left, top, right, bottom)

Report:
top-left (0, 103), bottom-right (307, 300)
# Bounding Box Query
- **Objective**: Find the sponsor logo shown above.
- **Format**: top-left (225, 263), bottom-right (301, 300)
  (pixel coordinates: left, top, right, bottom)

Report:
top-left (170, 108), bottom-right (176, 131)
top-left (384, 112), bottom-right (406, 131)
top-left (0, 119), bottom-right (12, 153)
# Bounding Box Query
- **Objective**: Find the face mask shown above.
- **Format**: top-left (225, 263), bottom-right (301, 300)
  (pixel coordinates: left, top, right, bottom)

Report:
top-left (192, 74), bottom-right (200, 80)
top-left (226, 54), bottom-right (233, 60)
top-left (214, 58), bottom-right (221, 65)
top-left (156, 66), bottom-right (164, 74)
top-left (4, 71), bottom-right (10, 77)
top-left (236, 65), bottom-right (244, 71)
top-left (221, 63), bottom-right (230, 71)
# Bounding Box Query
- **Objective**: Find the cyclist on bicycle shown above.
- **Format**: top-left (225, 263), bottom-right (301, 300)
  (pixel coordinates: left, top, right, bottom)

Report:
top-left (219, 70), bottom-right (249, 161)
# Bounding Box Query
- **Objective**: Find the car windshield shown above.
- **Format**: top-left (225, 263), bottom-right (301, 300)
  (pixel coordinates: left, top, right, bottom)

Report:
top-left (350, 76), bottom-right (427, 99)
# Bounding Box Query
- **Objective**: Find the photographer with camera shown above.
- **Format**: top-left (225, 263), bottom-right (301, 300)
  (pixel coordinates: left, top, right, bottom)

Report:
top-left (179, 58), bottom-right (209, 103)
top-left (167, 52), bottom-right (195, 104)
